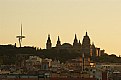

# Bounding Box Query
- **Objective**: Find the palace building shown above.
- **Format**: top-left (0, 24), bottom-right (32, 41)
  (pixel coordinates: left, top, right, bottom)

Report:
top-left (46, 32), bottom-right (105, 58)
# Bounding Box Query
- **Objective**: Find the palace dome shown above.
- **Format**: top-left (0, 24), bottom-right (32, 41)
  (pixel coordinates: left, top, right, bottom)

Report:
top-left (61, 43), bottom-right (73, 49)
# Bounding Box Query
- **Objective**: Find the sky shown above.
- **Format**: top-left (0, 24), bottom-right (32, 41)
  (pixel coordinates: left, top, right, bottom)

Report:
top-left (0, 0), bottom-right (121, 56)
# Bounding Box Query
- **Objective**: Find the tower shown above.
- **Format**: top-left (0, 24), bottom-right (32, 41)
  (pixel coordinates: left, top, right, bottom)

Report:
top-left (91, 42), bottom-right (96, 57)
top-left (73, 34), bottom-right (78, 47)
top-left (78, 40), bottom-right (81, 48)
top-left (16, 24), bottom-right (25, 47)
top-left (91, 42), bottom-right (96, 61)
top-left (56, 36), bottom-right (61, 47)
top-left (46, 34), bottom-right (52, 49)
top-left (82, 32), bottom-right (91, 57)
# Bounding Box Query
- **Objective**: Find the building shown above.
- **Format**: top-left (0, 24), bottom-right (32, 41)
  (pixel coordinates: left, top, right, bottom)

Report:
top-left (41, 58), bottom-right (52, 70)
top-left (81, 32), bottom-right (91, 57)
top-left (56, 36), bottom-right (61, 47)
top-left (46, 32), bottom-right (105, 59)
top-left (46, 34), bottom-right (52, 49)
top-left (26, 56), bottom-right (42, 71)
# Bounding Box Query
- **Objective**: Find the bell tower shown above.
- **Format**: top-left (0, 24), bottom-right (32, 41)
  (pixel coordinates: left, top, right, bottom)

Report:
top-left (73, 34), bottom-right (78, 47)
top-left (56, 36), bottom-right (61, 47)
top-left (46, 34), bottom-right (52, 49)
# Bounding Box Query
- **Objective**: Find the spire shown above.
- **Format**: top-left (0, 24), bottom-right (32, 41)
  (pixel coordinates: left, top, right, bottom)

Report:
top-left (82, 31), bottom-right (91, 57)
top-left (86, 31), bottom-right (88, 36)
top-left (46, 34), bottom-right (52, 49)
top-left (48, 34), bottom-right (50, 40)
top-left (48, 34), bottom-right (50, 37)
top-left (75, 34), bottom-right (77, 40)
top-left (78, 40), bottom-right (81, 47)
top-left (58, 36), bottom-right (60, 41)
top-left (74, 34), bottom-right (78, 42)
top-left (73, 34), bottom-right (78, 47)
top-left (56, 36), bottom-right (61, 47)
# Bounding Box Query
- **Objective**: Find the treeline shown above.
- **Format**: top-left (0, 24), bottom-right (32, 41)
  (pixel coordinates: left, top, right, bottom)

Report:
top-left (0, 45), bottom-right (121, 65)
top-left (38, 48), bottom-right (82, 62)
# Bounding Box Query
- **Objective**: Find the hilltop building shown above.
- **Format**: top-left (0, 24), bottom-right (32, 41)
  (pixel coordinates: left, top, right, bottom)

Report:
top-left (46, 34), bottom-right (52, 49)
top-left (46, 32), bottom-right (105, 59)
top-left (56, 36), bottom-right (61, 47)
top-left (81, 32), bottom-right (91, 57)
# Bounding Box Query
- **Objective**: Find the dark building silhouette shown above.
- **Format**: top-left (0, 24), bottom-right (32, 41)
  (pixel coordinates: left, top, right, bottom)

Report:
top-left (78, 40), bottom-right (81, 47)
top-left (91, 42), bottom-right (96, 57)
top-left (81, 32), bottom-right (91, 57)
top-left (46, 34), bottom-right (52, 49)
top-left (45, 32), bottom-right (106, 58)
top-left (100, 49), bottom-right (105, 56)
top-left (56, 36), bottom-right (61, 47)
top-left (90, 42), bottom-right (97, 61)
top-left (0, 32), bottom-right (117, 64)
top-left (96, 48), bottom-right (101, 57)
top-left (73, 34), bottom-right (78, 48)
top-left (73, 34), bottom-right (81, 53)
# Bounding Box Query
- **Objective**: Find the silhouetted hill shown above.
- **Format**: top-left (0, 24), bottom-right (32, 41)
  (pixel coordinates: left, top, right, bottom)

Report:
top-left (38, 48), bottom-right (81, 62)
top-left (0, 45), bottom-right (121, 65)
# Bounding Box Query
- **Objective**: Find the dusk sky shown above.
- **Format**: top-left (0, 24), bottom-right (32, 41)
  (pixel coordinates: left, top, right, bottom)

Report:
top-left (0, 0), bottom-right (121, 56)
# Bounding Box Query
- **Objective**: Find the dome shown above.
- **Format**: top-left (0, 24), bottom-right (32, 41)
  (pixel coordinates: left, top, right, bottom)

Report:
top-left (61, 43), bottom-right (73, 49)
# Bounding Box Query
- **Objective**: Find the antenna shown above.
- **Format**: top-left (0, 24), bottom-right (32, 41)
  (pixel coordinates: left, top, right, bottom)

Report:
top-left (21, 23), bottom-right (22, 36)
top-left (16, 23), bottom-right (25, 47)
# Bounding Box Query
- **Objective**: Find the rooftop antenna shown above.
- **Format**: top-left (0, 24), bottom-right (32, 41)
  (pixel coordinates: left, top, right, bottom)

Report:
top-left (16, 23), bottom-right (25, 47)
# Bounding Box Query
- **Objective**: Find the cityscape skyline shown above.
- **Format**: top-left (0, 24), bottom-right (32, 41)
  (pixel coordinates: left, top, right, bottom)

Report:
top-left (0, 0), bottom-right (121, 56)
